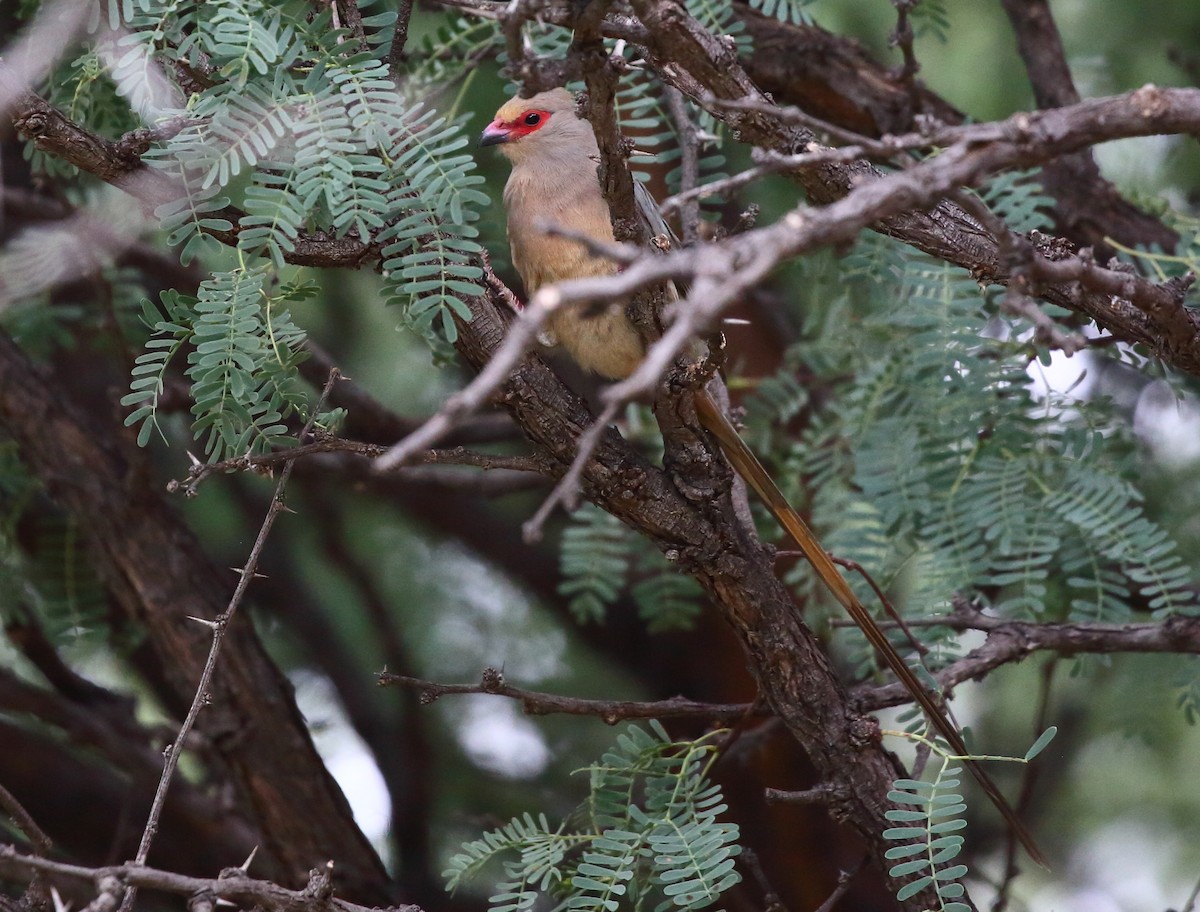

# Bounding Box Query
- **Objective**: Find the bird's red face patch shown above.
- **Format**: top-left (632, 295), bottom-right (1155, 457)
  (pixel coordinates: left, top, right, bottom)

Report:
top-left (480, 109), bottom-right (553, 145)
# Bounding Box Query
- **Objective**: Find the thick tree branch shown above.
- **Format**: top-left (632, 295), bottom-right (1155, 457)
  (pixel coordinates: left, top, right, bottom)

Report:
top-left (447, 282), bottom-right (959, 908)
top-left (0, 331), bottom-right (391, 902)
top-left (997, 0), bottom-right (1177, 257)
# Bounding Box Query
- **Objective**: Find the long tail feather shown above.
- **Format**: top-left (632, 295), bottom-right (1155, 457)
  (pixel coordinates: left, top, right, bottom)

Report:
top-left (694, 388), bottom-right (1047, 868)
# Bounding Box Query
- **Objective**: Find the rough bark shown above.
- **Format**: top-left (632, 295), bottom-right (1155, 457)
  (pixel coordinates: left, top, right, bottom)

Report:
top-left (450, 293), bottom-right (947, 909)
top-left (0, 331), bottom-right (392, 904)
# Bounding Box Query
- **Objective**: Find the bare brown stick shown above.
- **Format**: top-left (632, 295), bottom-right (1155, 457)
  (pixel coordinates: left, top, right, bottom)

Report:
top-left (386, 0), bottom-right (415, 72)
top-left (812, 858), bottom-right (868, 912)
top-left (378, 667), bottom-right (760, 722)
top-left (521, 399), bottom-right (621, 543)
top-left (737, 848), bottom-right (789, 912)
top-left (0, 846), bottom-right (418, 912)
top-left (121, 370), bottom-right (344, 912)
top-left (992, 658), bottom-right (1057, 912)
top-left (170, 435), bottom-right (551, 496)
top-left (888, 0), bottom-right (921, 103)
top-left (0, 784), bottom-right (52, 856)
top-left (855, 610), bottom-right (1200, 713)
top-left (663, 85), bottom-right (702, 244)
top-left (764, 785), bottom-right (838, 805)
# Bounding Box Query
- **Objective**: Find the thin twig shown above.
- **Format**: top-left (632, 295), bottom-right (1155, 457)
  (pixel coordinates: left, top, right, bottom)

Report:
top-left (764, 785), bottom-right (838, 805)
top-left (120, 370), bottom-right (344, 912)
top-left (386, 0), bottom-right (415, 73)
top-left (827, 553), bottom-right (929, 660)
top-left (888, 0), bottom-right (921, 106)
top-left (378, 667), bottom-right (759, 722)
top-left (1180, 870), bottom-right (1200, 912)
top-left (663, 85), bottom-right (701, 244)
top-left (0, 846), bottom-right (417, 912)
top-left (992, 658), bottom-right (1057, 912)
top-left (854, 608), bottom-right (1200, 713)
top-left (739, 848), bottom-right (789, 912)
top-left (521, 399), bottom-right (620, 543)
top-left (0, 785), bottom-right (52, 856)
top-left (812, 857), bottom-right (867, 912)
top-left (170, 435), bottom-right (551, 495)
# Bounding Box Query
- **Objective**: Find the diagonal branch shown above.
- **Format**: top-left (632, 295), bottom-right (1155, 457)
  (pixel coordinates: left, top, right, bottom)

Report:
top-left (119, 371), bottom-right (344, 912)
top-left (447, 280), bottom-right (963, 910)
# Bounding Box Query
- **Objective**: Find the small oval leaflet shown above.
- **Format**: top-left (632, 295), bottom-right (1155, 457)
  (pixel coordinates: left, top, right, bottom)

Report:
top-left (1024, 725), bottom-right (1059, 761)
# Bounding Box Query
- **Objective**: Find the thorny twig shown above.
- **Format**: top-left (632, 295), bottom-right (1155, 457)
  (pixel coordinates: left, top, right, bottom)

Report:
top-left (0, 785), bottom-right (52, 856)
top-left (119, 370), bottom-right (344, 912)
top-left (0, 847), bottom-right (417, 912)
top-left (378, 667), bottom-right (760, 722)
top-left (170, 434), bottom-right (552, 496)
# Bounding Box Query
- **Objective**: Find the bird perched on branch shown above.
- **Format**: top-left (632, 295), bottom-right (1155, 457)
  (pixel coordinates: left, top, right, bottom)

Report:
top-left (480, 87), bottom-right (1045, 867)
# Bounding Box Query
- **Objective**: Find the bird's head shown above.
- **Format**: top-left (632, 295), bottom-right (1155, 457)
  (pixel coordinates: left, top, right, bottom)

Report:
top-left (479, 88), bottom-right (597, 164)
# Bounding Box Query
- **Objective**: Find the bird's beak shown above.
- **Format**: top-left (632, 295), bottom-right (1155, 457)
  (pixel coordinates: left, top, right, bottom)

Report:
top-left (479, 121), bottom-right (511, 146)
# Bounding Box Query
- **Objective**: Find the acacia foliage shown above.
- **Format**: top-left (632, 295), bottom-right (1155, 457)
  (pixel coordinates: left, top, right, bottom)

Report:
top-left (6, 0), bottom-right (1200, 909)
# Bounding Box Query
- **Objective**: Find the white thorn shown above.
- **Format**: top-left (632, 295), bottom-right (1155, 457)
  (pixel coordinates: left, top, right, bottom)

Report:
top-left (238, 846), bottom-right (259, 872)
top-left (51, 887), bottom-right (71, 912)
top-left (229, 567), bottom-right (268, 579)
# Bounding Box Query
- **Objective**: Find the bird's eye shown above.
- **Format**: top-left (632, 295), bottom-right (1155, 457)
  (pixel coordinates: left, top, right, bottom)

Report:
top-left (524, 112), bottom-right (541, 126)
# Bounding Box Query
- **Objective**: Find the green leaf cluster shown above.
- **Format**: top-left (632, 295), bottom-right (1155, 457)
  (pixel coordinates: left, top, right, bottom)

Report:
top-left (741, 211), bottom-right (1199, 676)
top-left (883, 766), bottom-right (970, 910)
top-left (559, 504), bottom-right (703, 632)
top-left (746, 0), bottom-right (815, 27)
top-left (445, 722), bottom-right (741, 912)
top-left (122, 274), bottom-right (312, 460)
top-left (24, 0), bottom-right (496, 458)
